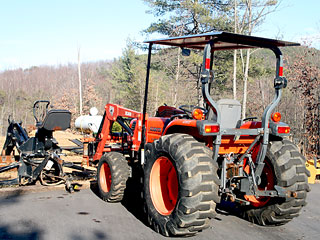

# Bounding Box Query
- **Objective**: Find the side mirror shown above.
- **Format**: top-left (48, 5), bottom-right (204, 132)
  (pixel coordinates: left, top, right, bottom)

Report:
top-left (181, 48), bottom-right (191, 56)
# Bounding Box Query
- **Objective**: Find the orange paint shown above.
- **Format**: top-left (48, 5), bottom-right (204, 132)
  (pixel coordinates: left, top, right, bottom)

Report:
top-left (149, 156), bottom-right (178, 215)
top-left (99, 162), bottom-right (111, 193)
top-left (146, 117), bottom-right (170, 143)
top-left (219, 136), bottom-right (256, 154)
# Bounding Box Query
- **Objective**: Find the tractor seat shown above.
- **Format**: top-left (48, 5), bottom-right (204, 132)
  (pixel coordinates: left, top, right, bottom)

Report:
top-left (156, 105), bottom-right (184, 118)
top-left (207, 99), bottom-right (241, 129)
top-left (37, 109), bottom-right (71, 131)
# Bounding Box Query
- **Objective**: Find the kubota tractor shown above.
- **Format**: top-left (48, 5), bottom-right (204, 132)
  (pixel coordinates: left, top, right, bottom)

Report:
top-left (83, 32), bottom-right (310, 237)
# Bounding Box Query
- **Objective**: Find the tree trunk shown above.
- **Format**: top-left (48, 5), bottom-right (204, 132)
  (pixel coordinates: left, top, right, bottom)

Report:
top-left (259, 78), bottom-right (266, 109)
top-left (233, 50), bottom-right (237, 100)
top-left (242, 49), bottom-right (250, 119)
top-left (78, 47), bottom-right (83, 115)
top-left (140, 78), bottom-right (144, 113)
top-left (173, 48), bottom-right (181, 107)
top-left (197, 64), bottom-right (204, 107)
top-left (233, 0), bottom-right (238, 100)
top-left (155, 82), bottom-right (159, 110)
top-left (241, 0), bottom-right (252, 119)
top-left (0, 105), bottom-right (5, 136)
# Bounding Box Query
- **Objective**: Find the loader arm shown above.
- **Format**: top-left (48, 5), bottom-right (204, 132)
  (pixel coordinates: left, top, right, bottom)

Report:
top-left (93, 104), bottom-right (146, 161)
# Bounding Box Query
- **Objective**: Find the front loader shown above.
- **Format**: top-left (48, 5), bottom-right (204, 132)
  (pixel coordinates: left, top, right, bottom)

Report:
top-left (83, 32), bottom-right (310, 237)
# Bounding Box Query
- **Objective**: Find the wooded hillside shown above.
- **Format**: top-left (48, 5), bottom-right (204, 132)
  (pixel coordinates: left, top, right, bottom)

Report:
top-left (0, 0), bottom-right (319, 157)
top-left (0, 44), bottom-right (319, 156)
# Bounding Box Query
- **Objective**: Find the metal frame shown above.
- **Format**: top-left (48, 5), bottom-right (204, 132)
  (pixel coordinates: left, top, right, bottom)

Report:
top-left (0, 101), bottom-right (94, 188)
top-left (93, 104), bottom-right (144, 161)
top-left (142, 31), bottom-right (298, 198)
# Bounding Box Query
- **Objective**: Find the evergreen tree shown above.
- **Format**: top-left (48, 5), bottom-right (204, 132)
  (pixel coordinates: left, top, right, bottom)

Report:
top-left (143, 0), bottom-right (233, 36)
top-left (110, 42), bottom-right (146, 112)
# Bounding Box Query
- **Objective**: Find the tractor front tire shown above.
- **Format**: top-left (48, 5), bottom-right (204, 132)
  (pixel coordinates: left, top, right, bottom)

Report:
top-left (97, 152), bottom-right (130, 202)
top-left (143, 134), bottom-right (219, 237)
top-left (242, 139), bottom-right (310, 225)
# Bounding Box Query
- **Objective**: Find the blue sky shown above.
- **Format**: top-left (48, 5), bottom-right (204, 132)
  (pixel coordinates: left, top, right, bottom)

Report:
top-left (0, 0), bottom-right (319, 70)
top-left (258, 0), bottom-right (320, 46)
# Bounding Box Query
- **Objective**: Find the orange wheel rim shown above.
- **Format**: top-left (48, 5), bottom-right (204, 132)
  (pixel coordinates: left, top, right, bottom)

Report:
top-left (100, 162), bottom-right (111, 193)
top-left (244, 159), bottom-right (274, 207)
top-left (150, 156), bottom-right (178, 215)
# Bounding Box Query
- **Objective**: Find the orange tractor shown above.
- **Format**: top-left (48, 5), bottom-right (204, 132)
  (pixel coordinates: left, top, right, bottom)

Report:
top-left (83, 32), bottom-right (310, 236)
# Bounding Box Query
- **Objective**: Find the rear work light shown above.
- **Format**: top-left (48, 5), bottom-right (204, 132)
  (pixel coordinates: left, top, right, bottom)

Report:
top-left (271, 112), bottom-right (281, 122)
top-left (278, 126), bottom-right (290, 134)
top-left (204, 124), bottom-right (220, 133)
top-left (192, 109), bottom-right (205, 120)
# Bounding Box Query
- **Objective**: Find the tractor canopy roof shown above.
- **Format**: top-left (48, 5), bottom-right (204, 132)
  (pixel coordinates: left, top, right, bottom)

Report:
top-left (144, 31), bottom-right (299, 51)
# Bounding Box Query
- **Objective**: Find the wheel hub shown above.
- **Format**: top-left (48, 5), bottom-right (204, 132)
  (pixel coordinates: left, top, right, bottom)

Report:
top-left (149, 156), bottom-right (178, 215)
top-left (100, 162), bottom-right (111, 193)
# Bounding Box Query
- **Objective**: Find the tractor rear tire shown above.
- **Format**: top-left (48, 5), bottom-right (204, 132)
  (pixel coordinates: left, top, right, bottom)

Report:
top-left (242, 139), bottom-right (310, 226)
top-left (97, 152), bottom-right (130, 202)
top-left (143, 134), bottom-right (219, 237)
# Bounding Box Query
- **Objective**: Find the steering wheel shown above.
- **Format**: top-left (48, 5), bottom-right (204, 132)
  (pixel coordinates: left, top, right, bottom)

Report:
top-left (178, 105), bottom-right (208, 117)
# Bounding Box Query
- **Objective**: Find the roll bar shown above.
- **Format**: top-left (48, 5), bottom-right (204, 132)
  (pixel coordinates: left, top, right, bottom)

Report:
top-left (142, 32), bottom-right (296, 168)
top-left (199, 41), bottom-right (288, 174)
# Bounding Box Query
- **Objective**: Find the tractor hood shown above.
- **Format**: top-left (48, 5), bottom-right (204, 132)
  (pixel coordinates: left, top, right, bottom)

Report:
top-left (144, 31), bottom-right (300, 50)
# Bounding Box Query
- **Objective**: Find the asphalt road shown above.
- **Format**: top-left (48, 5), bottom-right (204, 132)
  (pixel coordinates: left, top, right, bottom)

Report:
top-left (0, 182), bottom-right (319, 240)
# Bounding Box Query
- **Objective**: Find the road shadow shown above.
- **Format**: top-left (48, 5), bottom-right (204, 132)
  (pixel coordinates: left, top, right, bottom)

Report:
top-left (216, 200), bottom-right (239, 216)
top-left (121, 167), bottom-right (148, 226)
top-left (0, 189), bottom-right (43, 240)
top-left (0, 188), bottom-right (24, 205)
top-left (89, 180), bottom-right (100, 199)
top-left (89, 165), bottom-right (148, 227)
top-left (70, 229), bottom-right (108, 240)
top-left (88, 166), bottom-right (250, 231)
top-left (0, 224), bottom-right (42, 240)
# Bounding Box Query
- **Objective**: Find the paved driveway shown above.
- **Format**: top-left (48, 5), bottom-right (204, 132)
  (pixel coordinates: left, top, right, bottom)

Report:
top-left (0, 182), bottom-right (319, 240)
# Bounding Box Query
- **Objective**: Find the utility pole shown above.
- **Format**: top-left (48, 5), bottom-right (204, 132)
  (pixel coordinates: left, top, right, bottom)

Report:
top-left (233, 0), bottom-right (237, 100)
top-left (78, 47), bottom-right (83, 115)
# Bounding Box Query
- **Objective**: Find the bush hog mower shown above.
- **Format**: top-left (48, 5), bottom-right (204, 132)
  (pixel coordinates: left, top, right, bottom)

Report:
top-left (0, 100), bottom-right (94, 190)
top-left (83, 32), bottom-right (310, 237)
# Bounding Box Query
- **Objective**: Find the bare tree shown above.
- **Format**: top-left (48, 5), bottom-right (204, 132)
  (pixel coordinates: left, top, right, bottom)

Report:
top-left (233, 0), bottom-right (238, 100)
top-left (235, 0), bottom-right (280, 118)
top-left (78, 47), bottom-right (83, 115)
